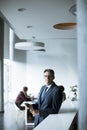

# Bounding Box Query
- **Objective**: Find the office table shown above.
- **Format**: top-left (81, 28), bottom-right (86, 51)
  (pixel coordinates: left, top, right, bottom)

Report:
top-left (24, 99), bottom-right (37, 125)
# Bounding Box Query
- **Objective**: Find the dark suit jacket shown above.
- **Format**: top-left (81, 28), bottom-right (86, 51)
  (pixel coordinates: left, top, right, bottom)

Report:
top-left (33, 82), bottom-right (64, 126)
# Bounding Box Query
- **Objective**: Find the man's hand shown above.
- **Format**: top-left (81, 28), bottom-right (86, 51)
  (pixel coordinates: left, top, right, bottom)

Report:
top-left (30, 109), bottom-right (39, 116)
top-left (25, 103), bottom-right (39, 116)
top-left (25, 103), bottom-right (33, 110)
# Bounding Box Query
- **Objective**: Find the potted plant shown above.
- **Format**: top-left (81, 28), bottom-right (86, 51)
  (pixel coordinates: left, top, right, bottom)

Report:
top-left (69, 85), bottom-right (77, 101)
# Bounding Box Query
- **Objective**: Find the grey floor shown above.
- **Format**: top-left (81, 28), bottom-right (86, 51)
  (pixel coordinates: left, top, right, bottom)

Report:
top-left (0, 102), bottom-right (34, 130)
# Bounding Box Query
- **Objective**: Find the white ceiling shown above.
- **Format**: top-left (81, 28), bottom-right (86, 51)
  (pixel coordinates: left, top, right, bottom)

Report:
top-left (0, 0), bottom-right (77, 43)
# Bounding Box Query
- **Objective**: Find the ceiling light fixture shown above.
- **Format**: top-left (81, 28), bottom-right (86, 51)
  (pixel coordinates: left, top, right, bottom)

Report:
top-left (18, 8), bottom-right (26, 12)
top-left (27, 25), bottom-right (32, 28)
top-left (53, 22), bottom-right (77, 30)
top-left (69, 4), bottom-right (77, 16)
top-left (15, 41), bottom-right (45, 51)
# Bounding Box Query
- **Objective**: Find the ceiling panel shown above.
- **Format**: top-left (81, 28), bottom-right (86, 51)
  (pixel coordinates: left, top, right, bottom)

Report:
top-left (0, 0), bottom-right (77, 41)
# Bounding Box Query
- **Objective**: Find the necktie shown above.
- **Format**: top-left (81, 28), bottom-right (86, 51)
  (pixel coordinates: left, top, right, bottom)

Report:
top-left (41, 87), bottom-right (48, 101)
top-left (45, 86), bottom-right (48, 92)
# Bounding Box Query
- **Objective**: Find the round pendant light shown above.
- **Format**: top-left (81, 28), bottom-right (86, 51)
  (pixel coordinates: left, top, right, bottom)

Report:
top-left (53, 22), bottom-right (77, 30)
top-left (15, 41), bottom-right (45, 51)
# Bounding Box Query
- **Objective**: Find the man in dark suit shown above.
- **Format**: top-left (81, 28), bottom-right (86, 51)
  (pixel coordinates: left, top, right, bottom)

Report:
top-left (29, 69), bottom-right (64, 126)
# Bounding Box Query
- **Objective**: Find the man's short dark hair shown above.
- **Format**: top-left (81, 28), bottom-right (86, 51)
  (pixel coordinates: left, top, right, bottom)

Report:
top-left (44, 69), bottom-right (55, 76)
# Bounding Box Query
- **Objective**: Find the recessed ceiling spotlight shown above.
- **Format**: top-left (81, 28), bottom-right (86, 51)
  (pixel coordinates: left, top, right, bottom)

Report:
top-left (27, 26), bottom-right (32, 28)
top-left (18, 8), bottom-right (26, 12)
top-left (53, 22), bottom-right (77, 30)
top-left (32, 36), bottom-right (36, 39)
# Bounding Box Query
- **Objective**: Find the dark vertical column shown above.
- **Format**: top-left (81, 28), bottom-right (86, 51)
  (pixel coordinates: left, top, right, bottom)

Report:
top-left (0, 17), bottom-right (4, 112)
top-left (77, 0), bottom-right (87, 129)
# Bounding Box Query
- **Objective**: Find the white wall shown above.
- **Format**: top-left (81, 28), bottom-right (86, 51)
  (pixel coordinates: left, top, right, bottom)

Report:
top-left (3, 24), bottom-right (78, 101)
top-left (8, 54), bottom-right (27, 101)
top-left (8, 31), bottom-right (27, 101)
top-left (26, 39), bottom-right (78, 97)
top-left (7, 38), bottom-right (78, 101)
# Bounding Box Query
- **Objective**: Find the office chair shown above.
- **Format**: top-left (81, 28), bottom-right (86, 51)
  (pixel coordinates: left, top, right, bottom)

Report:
top-left (14, 104), bottom-right (25, 122)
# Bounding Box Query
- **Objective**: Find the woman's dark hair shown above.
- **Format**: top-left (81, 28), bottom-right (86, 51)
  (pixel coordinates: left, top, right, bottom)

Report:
top-left (23, 86), bottom-right (28, 92)
top-left (58, 85), bottom-right (64, 92)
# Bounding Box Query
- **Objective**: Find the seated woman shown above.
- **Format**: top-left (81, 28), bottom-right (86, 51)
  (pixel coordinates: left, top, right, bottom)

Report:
top-left (58, 85), bottom-right (66, 102)
top-left (15, 86), bottom-right (34, 110)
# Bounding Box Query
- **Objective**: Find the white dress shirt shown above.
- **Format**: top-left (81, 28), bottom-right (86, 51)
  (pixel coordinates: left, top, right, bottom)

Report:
top-left (46, 84), bottom-right (52, 92)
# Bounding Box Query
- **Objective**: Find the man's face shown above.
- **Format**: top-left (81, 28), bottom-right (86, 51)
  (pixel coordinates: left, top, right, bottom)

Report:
top-left (44, 71), bottom-right (54, 85)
